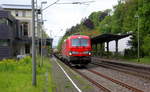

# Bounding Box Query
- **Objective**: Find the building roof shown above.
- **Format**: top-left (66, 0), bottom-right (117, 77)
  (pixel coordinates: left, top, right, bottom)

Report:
top-left (2, 4), bottom-right (32, 10)
top-left (91, 33), bottom-right (132, 44)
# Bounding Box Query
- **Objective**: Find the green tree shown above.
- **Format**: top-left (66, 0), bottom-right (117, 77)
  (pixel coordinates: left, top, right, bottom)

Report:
top-left (57, 0), bottom-right (150, 57)
top-left (99, 16), bottom-right (112, 33)
top-left (142, 35), bottom-right (150, 56)
top-left (88, 11), bottom-right (102, 28)
top-left (111, 1), bottom-right (126, 33)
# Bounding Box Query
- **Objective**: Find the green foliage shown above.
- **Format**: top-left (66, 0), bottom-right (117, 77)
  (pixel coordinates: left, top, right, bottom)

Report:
top-left (142, 35), bottom-right (150, 56)
top-left (122, 56), bottom-right (150, 65)
top-left (124, 48), bottom-right (137, 58)
top-left (57, 0), bottom-right (150, 57)
top-left (122, 0), bottom-right (138, 33)
top-left (99, 16), bottom-right (112, 33)
top-left (0, 56), bottom-right (54, 92)
top-left (89, 11), bottom-right (102, 27)
top-left (111, 2), bottom-right (125, 33)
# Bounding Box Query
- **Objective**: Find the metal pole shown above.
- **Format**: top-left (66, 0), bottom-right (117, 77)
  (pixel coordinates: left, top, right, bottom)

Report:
top-left (36, 0), bottom-right (39, 56)
top-left (41, 3), bottom-right (43, 67)
top-left (40, 1), bottom-right (47, 66)
top-left (137, 16), bottom-right (140, 62)
top-left (32, 0), bottom-right (36, 86)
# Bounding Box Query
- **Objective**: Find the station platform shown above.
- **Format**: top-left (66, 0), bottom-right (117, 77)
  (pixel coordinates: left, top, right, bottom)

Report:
top-left (50, 57), bottom-right (99, 92)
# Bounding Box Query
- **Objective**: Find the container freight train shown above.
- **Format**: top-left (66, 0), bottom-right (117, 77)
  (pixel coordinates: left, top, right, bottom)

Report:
top-left (61, 34), bottom-right (92, 66)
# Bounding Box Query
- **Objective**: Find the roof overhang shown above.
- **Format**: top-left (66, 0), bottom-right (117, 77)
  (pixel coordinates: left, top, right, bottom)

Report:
top-left (91, 33), bottom-right (132, 44)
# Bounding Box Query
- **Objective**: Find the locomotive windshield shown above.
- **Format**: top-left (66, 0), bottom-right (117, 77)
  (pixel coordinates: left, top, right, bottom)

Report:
top-left (72, 38), bottom-right (88, 46)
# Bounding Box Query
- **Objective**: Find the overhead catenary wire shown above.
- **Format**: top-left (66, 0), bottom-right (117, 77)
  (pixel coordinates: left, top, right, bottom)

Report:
top-left (56, 1), bottom-right (95, 5)
top-left (42, 0), bottom-right (95, 11)
top-left (42, 0), bottom-right (60, 11)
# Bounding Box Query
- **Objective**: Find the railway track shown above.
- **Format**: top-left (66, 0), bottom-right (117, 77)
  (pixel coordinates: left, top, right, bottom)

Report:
top-left (73, 68), bottom-right (143, 92)
top-left (54, 55), bottom-right (111, 92)
top-left (87, 69), bottom-right (143, 92)
top-left (54, 55), bottom-right (145, 92)
top-left (73, 69), bottom-right (111, 92)
top-left (91, 62), bottom-right (150, 81)
top-left (93, 57), bottom-right (150, 73)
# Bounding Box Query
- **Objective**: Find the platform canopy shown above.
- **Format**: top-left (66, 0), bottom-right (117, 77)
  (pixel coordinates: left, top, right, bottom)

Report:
top-left (91, 33), bottom-right (132, 44)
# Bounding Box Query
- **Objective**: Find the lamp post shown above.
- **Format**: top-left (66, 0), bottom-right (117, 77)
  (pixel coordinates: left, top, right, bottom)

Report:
top-left (137, 15), bottom-right (140, 62)
top-left (135, 14), bottom-right (140, 62)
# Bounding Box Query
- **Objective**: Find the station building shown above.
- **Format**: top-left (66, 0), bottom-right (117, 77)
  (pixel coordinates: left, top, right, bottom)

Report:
top-left (2, 4), bottom-right (33, 55)
top-left (0, 8), bottom-right (19, 59)
top-left (0, 4), bottom-right (53, 60)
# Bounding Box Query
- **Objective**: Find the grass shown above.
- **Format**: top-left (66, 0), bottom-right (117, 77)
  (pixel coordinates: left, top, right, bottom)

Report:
top-left (0, 56), bottom-right (55, 92)
top-left (101, 54), bottom-right (150, 65)
top-left (107, 55), bottom-right (150, 65)
top-left (124, 56), bottom-right (150, 65)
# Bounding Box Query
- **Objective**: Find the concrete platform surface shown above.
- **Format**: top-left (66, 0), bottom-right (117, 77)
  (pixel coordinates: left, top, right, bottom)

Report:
top-left (51, 57), bottom-right (99, 92)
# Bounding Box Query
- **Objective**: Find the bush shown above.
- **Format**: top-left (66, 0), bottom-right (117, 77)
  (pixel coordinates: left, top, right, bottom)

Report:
top-left (124, 48), bottom-right (137, 58)
top-left (0, 56), bottom-right (31, 72)
top-left (142, 35), bottom-right (150, 56)
top-left (0, 59), bottom-right (17, 72)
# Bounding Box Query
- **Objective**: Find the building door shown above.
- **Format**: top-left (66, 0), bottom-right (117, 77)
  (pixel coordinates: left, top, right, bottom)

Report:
top-left (25, 44), bottom-right (30, 54)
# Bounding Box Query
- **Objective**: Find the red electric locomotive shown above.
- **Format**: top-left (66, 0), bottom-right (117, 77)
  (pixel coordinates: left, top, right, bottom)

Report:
top-left (61, 34), bottom-right (92, 66)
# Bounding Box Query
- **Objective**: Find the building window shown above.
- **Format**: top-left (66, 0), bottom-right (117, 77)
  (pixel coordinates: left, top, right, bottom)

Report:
top-left (22, 11), bottom-right (26, 17)
top-left (0, 40), bottom-right (9, 46)
top-left (19, 24), bottom-right (23, 37)
top-left (0, 18), bottom-right (7, 24)
top-left (23, 23), bottom-right (28, 36)
top-left (7, 20), bottom-right (13, 27)
top-left (15, 11), bottom-right (19, 16)
top-left (25, 44), bottom-right (30, 54)
top-left (20, 22), bottom-right (28, 36)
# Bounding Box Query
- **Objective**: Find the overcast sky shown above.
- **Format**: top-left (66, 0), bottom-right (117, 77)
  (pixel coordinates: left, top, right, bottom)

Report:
top-left (0, 0), bottom-right (118, 46)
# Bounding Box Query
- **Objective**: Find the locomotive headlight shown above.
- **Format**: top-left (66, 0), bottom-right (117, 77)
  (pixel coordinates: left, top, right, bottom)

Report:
top-left (69, 52), bottom-right (72, 56)
top-left (88, 52), bottom-right (91, 55)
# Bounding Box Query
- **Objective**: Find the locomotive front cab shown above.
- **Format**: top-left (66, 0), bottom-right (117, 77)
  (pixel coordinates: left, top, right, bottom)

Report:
top-left (68, 35), bottom-right (92, 65)
top-left (70, 37), bottom-right (91, 56)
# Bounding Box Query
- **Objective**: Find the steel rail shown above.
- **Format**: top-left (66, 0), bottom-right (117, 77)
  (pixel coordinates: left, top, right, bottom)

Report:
top-left (91, 62), bottom-right (150, 80)
top-left (54, 55), bottom-right (110, 92)
top-left (73, 69), bottom-right (111, 92)
top-left (93, 57), bottom-right (150, 72)
top-left (88, 69), bottom-right (144, 92)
